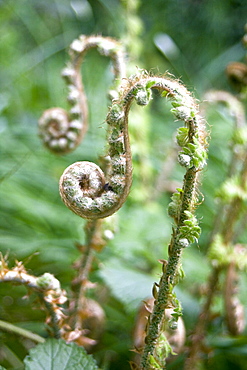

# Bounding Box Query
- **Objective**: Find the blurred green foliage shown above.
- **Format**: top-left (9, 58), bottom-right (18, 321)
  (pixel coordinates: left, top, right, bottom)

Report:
top-left (1, 0), bottom-right (247, 369)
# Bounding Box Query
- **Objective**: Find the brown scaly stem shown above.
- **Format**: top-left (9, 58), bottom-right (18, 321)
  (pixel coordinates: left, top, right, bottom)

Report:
top-left (74, 219), bottom-right (104, 331)
top-left (78, 221), bottom-right (99, 282)
top-left (184, 267), bottom-right (220, 370)
top-left (203, 90), bottom-right (245, 179)
top-left (185, 175), bottom-right (247, 368)
top-left (64, 218), bottom-right (111, 347)
top-left (186, 28), bottom-right (247, 368)
top-left (222, 155), bottom-right (247, 240)
top-left (201, 91), bottom-right (246, 240)
top-left (185, 125), bottom-right (247, 370)
top-left (185, 201), bottom-right (247, 368)
top-left (224, 257), bottom-right (245, 336)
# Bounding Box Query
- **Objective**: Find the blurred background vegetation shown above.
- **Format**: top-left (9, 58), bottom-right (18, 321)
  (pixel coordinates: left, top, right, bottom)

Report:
top-left (0, 0), bottom-right (247, 369)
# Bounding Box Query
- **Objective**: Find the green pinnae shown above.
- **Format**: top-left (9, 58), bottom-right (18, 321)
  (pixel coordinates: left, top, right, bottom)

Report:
top-left (179, 211), bottom-right (201, 243)
top-left (108, 104), bottom-right (124, 124)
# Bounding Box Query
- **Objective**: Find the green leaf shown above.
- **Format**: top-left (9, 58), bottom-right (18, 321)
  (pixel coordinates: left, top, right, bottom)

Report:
top-left (99, 258), bottom-right (155, 311)
top-left (146, 80), bottom-right (156, 88)
top-left (24, 339), bottom-right (98, 370)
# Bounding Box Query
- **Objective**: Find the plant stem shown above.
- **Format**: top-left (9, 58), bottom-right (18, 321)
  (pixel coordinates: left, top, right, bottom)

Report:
top-left (141, 168), bottom-right (198, 369)
top-left (1, 344), bottom-right (24, 368)
top-left (0, 319), bottom-right (45, 343)
top-left (74, 219), bottom-right (103, 330)
top-left (185, 108), bottom-right (247, 369)
top-left (222, 155), bottom-right (247, 242)
top-left (184, 267), bottom-right (220, 369)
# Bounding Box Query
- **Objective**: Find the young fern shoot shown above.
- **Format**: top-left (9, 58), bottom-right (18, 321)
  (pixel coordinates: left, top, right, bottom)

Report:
top-left (39, 35), bottom-right (126, 154)
top-left (59, 73), bottom-right (207, 222)
top-left (59, 71), bottom-right (207, 367)
top-left (39, 35), bottom-right (127, 346)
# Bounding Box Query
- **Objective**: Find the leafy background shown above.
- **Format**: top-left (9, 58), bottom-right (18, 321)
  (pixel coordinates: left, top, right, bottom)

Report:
top-left (0, 0), bottom-right (247, 369)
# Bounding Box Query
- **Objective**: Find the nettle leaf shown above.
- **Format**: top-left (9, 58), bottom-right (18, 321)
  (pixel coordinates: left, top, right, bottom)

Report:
top-left (24, 339), bottom-right (98, 370)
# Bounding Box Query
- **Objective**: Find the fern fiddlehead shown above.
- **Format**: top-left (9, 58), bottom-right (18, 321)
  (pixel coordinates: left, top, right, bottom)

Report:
top-left (59, 72), bottom-right (207, 368)
top-left (39, 35), bottom-right (125, 154)
top-left (60, 72), bottom-right (207, 224)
